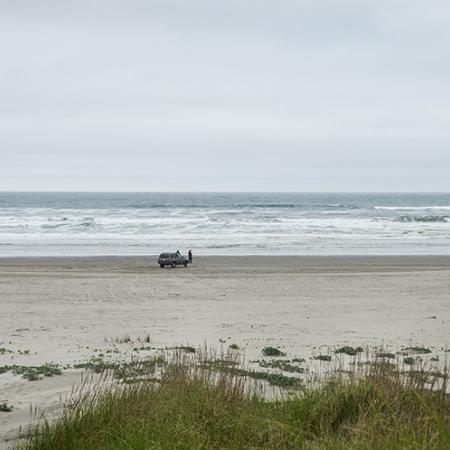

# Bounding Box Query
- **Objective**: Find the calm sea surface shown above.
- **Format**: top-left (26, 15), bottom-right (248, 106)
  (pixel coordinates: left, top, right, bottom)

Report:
top-left (0, 192), bottom-right (449, 256)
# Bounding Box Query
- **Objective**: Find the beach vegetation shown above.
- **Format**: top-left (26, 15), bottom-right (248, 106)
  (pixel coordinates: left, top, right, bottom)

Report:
top-left (258, 359), bottom-right (304, 374)
top-left (262, 346), bottom-right (286, 357)
top-left (404, 346), bottom-right (432, 354)
top-left (375, 352), bottom-right (396, 359)
top-left (219, 366), bottom-right (303, 389)
top-left (74, 355), bottom-right (166, 383)
top-left (314, 355), bottom-right (332, 362)
top-left (0, 402), bottom-right (13, 412)
top-left (195, 352), bottom-right (301, 388)
top-left (15, 364), bottom-right (62, 381)
top-left (105, 348), bottom-right (120, 354)
top-left (74, 357), bottom-right (117, 373)
top-left (0, 364), bottom-right (61, 381)
top-left (292, 357), bottom-right (305, 363)
top-left (200, 359), bottom-right (239, 370)
top-left (174, 346), bottom-right (196, 353)
top-left (114, 356), bottom-right (166, 382)
top-left (16, 349), bottom-right (450, 450)
top-left (335, 346), bottom-right (364, 356)
top-left (0, 347), bottom-right (13, 355)
top-left (0, 365), bottom-right (11, 375)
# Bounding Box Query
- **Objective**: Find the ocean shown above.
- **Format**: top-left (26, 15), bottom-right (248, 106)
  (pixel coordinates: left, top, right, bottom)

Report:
top-left (0, 192), bottom-right (449, 256)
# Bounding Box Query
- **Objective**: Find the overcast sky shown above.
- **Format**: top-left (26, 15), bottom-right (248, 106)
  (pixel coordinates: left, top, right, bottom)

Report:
top-left (1, 0), bottom-right (449, 191)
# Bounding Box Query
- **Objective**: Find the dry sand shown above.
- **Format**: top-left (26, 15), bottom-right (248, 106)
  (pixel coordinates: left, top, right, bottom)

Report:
top-left (1, 256), bottom-right (450, 448)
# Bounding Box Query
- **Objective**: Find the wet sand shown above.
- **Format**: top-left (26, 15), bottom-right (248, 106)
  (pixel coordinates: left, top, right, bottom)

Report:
top-left (1, 256), bottom-right (450, 447)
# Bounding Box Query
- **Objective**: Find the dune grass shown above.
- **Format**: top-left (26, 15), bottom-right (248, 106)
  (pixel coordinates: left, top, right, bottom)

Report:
top-left (16, 351), bottom-right (450, 450)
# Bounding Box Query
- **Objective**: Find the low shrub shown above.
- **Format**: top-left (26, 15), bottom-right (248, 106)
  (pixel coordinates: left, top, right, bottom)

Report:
top-left (335, 346), bottom-right (364, 356)
top-left (262, 347), bottom-right (286, 357)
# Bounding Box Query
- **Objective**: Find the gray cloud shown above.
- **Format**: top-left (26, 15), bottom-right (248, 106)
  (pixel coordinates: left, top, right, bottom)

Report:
top-left (1, 0), bottom-right (449, 191)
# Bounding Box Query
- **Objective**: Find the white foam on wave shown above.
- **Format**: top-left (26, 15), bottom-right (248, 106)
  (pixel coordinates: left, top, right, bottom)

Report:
top-left (1, 202), bottom-right (450, 256)
top-left (375, 206), bottom-right (450, 211)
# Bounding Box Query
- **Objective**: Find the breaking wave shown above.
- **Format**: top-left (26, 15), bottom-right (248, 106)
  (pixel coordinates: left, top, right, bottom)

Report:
top-left (40, 216), bottom-right (96, 230)
top-left (2, 192), bottom-right (450, 256)
top-left (232, 203), bottom-right (296, 208)
top-left (376, 206), bottom-right (450, 211)
top-left (397, 215), bottom-right (448, 223)
top-left (79, 217), bottom-right (95, 227)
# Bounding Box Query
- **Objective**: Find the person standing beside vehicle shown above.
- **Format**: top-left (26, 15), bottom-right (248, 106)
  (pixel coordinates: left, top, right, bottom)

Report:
top-left (188, 249), bottom-right (193, 264)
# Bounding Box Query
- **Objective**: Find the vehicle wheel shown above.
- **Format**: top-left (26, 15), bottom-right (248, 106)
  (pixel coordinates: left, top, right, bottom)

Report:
top-left (171, 263), bottom-right (176, 268)
top-left (160, 264), bottom-right (164, 268)
top-left (184, 263), bottom-right (187, 267)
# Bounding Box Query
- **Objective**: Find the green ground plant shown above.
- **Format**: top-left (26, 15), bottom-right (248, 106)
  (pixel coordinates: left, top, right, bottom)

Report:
top-left (314, 355), bottom-right (332, 362)
top-left (0, 347), bottom-right (13, 355)
top-left (223, 366), bottom-right (303, 388)
top-left (335, 346), bottom-right (364, 356)
top-left (262, 346), bottom-right (286, 357)
top-left (0, 364), bottom-right (61, 381)
top-left (404, 346), bottom-right (433, 354)
top-left (74, 355), bottom-right (166, 382)
top-left (0, 402), bottom-right (13, 412)
top-left (292, 357), bottom-right (305, 363)
top-left (258, 359), bottom-right (304, 373)
top-left (375, 352), bottom-right (396, 359)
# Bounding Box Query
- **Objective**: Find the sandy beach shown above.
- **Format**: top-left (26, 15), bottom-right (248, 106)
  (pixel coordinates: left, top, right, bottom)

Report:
top-left (1, 255), bottom-right (450, 448)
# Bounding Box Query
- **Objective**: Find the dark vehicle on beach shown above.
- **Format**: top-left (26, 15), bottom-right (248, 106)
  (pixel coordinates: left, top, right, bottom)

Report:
top-left (158, 252), bottom-right (189, 268)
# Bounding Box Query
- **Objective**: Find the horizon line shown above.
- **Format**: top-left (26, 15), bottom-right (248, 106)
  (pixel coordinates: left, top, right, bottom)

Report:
top-left (1, 190), bottom-right (450, 195)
